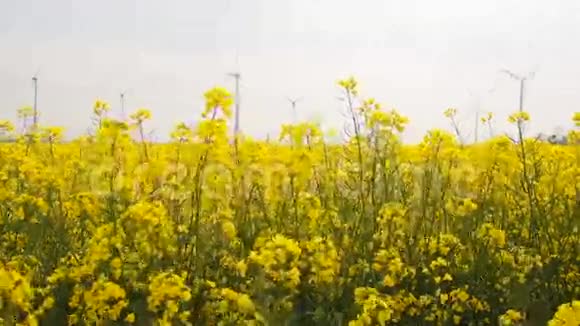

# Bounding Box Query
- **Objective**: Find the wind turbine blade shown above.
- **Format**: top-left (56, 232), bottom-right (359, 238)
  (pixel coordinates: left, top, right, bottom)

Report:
top-left (33, 66), bottom-right (41, 79)
top-left (499, 68), bottom-right (511, 77)
top-left (500, 68), bottom-right (523, 80)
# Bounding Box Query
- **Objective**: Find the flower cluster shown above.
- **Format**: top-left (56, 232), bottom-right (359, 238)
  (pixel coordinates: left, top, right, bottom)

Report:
top-left (0, 80), bottom-right (577, 325)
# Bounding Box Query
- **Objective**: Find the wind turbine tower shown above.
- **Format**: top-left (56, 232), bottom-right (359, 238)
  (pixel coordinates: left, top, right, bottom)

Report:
top-left (228, 72), bottom-right (241, 137)
top-left (32, 73), bottom-right (39, 129)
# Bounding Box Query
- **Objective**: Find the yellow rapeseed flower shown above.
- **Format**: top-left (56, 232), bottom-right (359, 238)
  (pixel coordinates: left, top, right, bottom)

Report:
top-left (548, 300), bottom-right (580, 326)
top-left (125, 313), bottom-right (136, 323)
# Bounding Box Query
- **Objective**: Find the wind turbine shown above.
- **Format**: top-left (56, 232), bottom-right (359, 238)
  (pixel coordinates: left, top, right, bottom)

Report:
top-left (31, 69), bottom-right (40, 129)
top-left (499, 67), bottom-right (537, 113)
top-left (227, 52), bottom-right (242, 137)
top-left (500, 67), bottom-right (538, 136)
top-left (467, 86), bottom-right (496, 143)
top-left (287, 97), bottom-right (302, 123)
top-left (499, 67), bottom-right (537, 141)
top-left (120, 91), bottom-right (127, 121)
top-left (119, 88), bottom-right (133, 121)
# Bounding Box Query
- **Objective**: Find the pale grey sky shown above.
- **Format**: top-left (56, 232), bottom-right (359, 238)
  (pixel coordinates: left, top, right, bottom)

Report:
top-left (0, 0), bottom-right (578, 142)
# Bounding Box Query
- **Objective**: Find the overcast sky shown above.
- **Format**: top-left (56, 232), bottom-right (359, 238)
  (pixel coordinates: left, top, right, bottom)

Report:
top-left (0, 0), bottom-right (578, 142)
